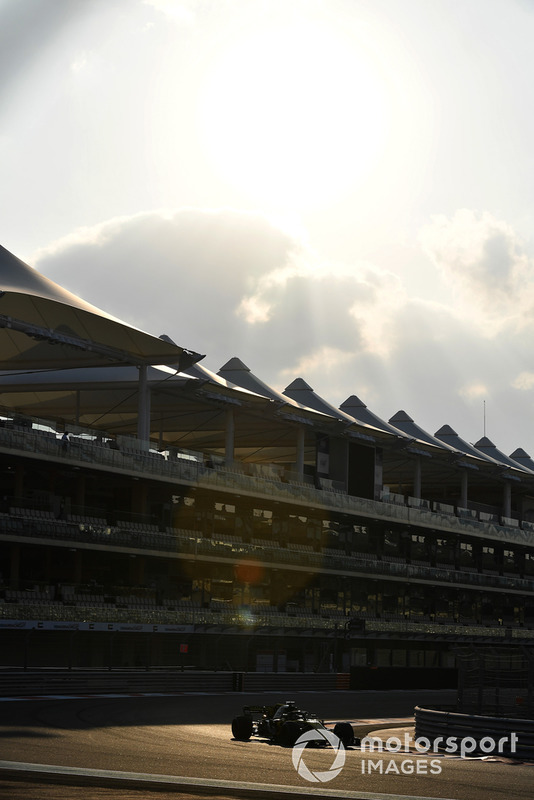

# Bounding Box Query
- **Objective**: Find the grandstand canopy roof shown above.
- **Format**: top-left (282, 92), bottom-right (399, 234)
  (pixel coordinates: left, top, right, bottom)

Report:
top-left (0, 244), bottom-right (202, 370)
top-left (2, 246), bottom-right (534, 488)
top-left (509, 448), bottom-right (534, 472)
top-left (283, 379), bottom-right (366, 430)
top-left (0, 361), bottom-right (284, 454)
top-left (339, 395), bottom-right (410, 440)
top-left (474, 436), bottom-right (534, 475)
top-left (388, 410), bottom-right (458, 456)
top-left (434, 424), bottom-right (502, 469)
top-left (219, 358), bottom-right (311, 410)
top-left (217, 357), bottom-right (334, 428)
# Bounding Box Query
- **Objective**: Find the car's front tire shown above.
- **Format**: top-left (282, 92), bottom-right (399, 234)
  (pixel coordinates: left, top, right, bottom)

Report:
top-left (333, 721), bottom-right (354, 747)
top-left (232, 715), bottom-right (253, 740)
top-left (278, 720), bottom-right (304, 747)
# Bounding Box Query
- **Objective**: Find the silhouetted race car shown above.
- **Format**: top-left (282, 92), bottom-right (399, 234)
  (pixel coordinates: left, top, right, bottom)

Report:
top-left (231, 700), bottom-right (354, 748)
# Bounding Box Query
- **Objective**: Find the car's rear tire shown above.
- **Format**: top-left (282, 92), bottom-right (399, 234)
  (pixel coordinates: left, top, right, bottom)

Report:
top-left (278, 720), bottom-right (304, 747)
top-left (232, 715), bottom-right (253, 740)
top-left (333, 721), bottom-right (354, 747)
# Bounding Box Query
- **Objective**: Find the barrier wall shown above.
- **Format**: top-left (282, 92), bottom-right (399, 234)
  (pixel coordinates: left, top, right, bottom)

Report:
top-left (0, 670), bottom-right (350, 697)
top-left (415, 706), bottom-right (534, 760)
top-left (350, 667), bottom-right (457, 690)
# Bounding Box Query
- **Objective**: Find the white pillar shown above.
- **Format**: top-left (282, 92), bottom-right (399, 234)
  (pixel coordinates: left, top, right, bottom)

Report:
top-left (137, 365), bottom-right (151, 446)
top-left (503, 481), bottom-right (512, 518)
top-left (225, 408), bottom-right (235, 464)
top-left (413, 456), bottom-right (422, 499)
top-left (296, 426), bottom-right (305, 479)
top-left (460, 469), bottom-right (468, 508)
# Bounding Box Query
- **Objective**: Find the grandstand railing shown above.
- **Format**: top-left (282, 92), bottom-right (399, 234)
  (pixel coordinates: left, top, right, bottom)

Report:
top-left (1, 422), bottom-right (533, 549)
top-left (2, 602), bottom-right (534, 641)
top-left (2, 511), bottom-right (534, 594)
top-left (0, 602), bottom-right (336, 629)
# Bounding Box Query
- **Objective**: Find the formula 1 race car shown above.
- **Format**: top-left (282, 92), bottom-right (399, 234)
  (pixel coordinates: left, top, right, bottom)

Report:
top-left (231, 700), bottom-right (354, 748)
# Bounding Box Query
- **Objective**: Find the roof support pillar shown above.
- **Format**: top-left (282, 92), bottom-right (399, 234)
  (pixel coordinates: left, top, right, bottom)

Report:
top-left (503, 481), bottom-right (512, 518)
top-left (225, 408), bottom-right (235, 464)
top-left (75, 473), bottom-right (85, 511)
top-left (137, 365), bottom-right (151, 446)
top-left (460, 469), bottom-right (468, 508)
top-left (73, 550), bottom-right (82, 584)
top-left (296, 426), bottom-right (305, 479)
top-left (413, 456), bottom-right (422, 499)
top-left (14, 463), bottom-right (24, 498)
top-left (10, 544), bottom-right (20, 590)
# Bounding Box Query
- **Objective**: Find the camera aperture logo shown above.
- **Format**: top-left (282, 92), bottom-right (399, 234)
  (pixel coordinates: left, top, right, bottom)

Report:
top-left (292, 729), bottom-right (345, 783)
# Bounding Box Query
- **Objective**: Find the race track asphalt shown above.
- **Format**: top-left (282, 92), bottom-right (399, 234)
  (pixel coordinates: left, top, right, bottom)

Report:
top-left (0, 689), bottom-right (532, 800)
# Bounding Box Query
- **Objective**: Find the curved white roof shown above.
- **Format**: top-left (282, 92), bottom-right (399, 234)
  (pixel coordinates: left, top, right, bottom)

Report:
top-left (340, 395), bottom-right (410, 439)
top-left (509, 448), bottom-right (534, 472)
top-left (389, 410), bottom-right (458, 455)
top-left (474, 437), bottom-right (534, 474)
top-left (2, 248), bottom-right (534, 476)
top-left (218, 357), bottom-right (289, 403)
top-left (283, 379), bottom-right (395, 441)
top-left (0, 244), bottom-right (201, 369)
top-left (434, 425), bottom-right (501, 468)
top-left (217, 358), bottom-right (326, 419)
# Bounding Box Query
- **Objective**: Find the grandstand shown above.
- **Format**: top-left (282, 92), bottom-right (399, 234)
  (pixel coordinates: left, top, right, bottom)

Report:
top-left (1, 243), bottom-right (534, 685)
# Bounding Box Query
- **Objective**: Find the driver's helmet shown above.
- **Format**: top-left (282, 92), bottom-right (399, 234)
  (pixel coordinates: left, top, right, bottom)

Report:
top-left (274, 701), bottom-right (299, 720)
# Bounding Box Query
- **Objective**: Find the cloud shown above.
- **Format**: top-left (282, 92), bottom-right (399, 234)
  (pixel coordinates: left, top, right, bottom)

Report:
top-left (0, 0), bottom-right (100, 112)
top-left (33, 205), bottom-right (488, 382)
top-left (238, 254), bottom-right (409, 358)
top-left (143, 0), bottom-right (195, 25)
top-left (34, 207), bottom-right (304, 357)
top-left (459, 383), bottom-right (488, 401)
top-left (280, 346), bottom-right (355, 379)
top-left (419, 208), bottom-right (533, 334)
top-left (33, 205), bottom-right (534, 453)
top-left (513, 372), bottom-right (534, 391)
top-left (37, 208), bottom-right (412, 371)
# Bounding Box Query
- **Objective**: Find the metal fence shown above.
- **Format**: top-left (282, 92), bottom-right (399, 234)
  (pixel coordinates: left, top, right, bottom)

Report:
top-left (456, 645), bottom-right (534, 718)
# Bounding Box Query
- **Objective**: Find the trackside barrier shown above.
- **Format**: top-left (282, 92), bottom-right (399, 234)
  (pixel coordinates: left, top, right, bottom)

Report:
top-left (233, 672), bottom-right (349, 693)
top-left (415, 705), bottom-right (534, 760)
top-left (0, 670), bottom-right (234, 697)
top-left (0, 670), bottom-right (350, 697)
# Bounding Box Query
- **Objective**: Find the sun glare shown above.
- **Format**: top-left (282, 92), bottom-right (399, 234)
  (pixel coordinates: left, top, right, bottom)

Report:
top-left (199, 22), bottom-right (390, 212)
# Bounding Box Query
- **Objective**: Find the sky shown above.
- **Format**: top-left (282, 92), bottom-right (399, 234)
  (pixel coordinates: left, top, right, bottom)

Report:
top-left (2, 0), bottom-right (534, 456)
